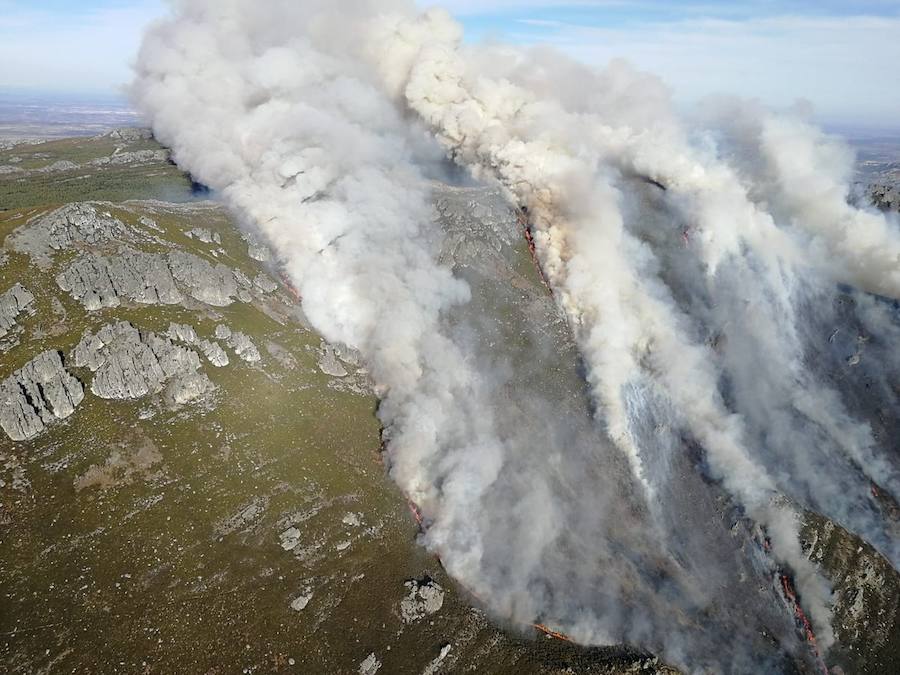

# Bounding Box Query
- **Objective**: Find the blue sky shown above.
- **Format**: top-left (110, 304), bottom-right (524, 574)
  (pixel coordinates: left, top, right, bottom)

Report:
top-left (1, 1), bottom-right (899, 129)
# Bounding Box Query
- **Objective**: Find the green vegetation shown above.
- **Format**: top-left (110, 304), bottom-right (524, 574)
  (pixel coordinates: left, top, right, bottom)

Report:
top-left (0, 135), bottom-right (194, 210)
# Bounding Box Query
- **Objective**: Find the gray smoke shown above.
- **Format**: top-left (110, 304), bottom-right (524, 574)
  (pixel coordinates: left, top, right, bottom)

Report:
top-left (133, 2), bottom-right (900, 672)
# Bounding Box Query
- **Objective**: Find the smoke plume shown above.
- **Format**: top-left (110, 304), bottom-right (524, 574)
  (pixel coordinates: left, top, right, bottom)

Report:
top-left (133, 2), bottom-right (900, 672)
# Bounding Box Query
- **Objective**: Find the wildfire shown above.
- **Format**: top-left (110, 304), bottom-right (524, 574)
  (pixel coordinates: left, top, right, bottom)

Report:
top-left (533, 623), bottom-right (574, 643)
top-left (517, 207), bottom-right (553, 294)
top-left (778, 574), bottom-right (828, 675)
top-left (407, 499), bottom-right (425, 527)
top-left (279, 273), bottom-right (302, 302)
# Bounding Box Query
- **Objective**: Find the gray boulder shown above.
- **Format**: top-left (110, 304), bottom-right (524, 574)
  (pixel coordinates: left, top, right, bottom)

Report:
top-left (198, 340), bottom-right (229, 368)
top-left (317, 343), bottom-right (348, 378)
top-left (0, 351), bottom-right (84, 441)
top-left (90, 149), bottom-right (169, 167)
top-left (167, 251), bottom-right (241, 307)
top-left (167, 323), bottom-right (198, 345)
top-left (229, 332), bottom-right (261, 364)
top-left (167, 372), bottom-right (216, 405)
top-left (399, 578), bottom-right (444, 623)
top-left (73, 321), bottom-right (213, 402)
top-left (869, 183), bottom-right (900, 212)
top-left (244, 233), bottom-right (272, 262)
top-left (0, 284), bottom-right (35, 338)
top-left (35, 160), bottom-right (79, 173)
top-left (56, 246), bottom-right (254, 311)
top-left (102, 128), bottom-right (153, 142)
top-left (254, 273), bottom-right (278, 294)
top-left (186, 228), bottom-right (221, 245)
top-left (7, 203), bottom-right (133, 266)
top-left (57, 251), bottom-right (183, 310)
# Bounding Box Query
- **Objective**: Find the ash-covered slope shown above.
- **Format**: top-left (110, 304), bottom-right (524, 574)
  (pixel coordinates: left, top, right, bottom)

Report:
top-left (432, 183), bottom-right (900, 674)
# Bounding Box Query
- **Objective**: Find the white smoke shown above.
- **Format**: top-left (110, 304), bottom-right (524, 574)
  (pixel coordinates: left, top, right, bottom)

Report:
top-left (133, 2), bottom-right (900, 672)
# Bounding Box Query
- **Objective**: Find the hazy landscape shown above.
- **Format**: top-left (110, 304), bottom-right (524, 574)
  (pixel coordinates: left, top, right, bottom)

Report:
top-left (3, 2), bottom-right (900, 674)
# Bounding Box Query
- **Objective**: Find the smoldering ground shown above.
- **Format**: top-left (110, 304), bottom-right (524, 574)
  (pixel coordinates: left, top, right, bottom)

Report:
top-left (133, 1), bottom-right (900, 672)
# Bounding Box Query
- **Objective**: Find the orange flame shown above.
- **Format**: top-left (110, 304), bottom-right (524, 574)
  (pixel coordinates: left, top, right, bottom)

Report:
top-left (779, 575), bottom-right (828, 675)
top-left (517, 208), bottom-right (553, 294)
top-left (407, 499), bottom-right (424, 527)
top-left (533, 623), bottom-right (574, 643)
top-left (279, 273), bottom-right (301, 302)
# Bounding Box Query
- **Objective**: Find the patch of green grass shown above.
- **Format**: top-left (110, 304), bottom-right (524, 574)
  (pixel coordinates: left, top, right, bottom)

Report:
top-left (0, 136), bottom-right (195, 210)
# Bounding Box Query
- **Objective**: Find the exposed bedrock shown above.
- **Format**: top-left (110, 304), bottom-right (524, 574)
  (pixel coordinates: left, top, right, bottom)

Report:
top-left (0, 284), bottom-right (35, 338)
top-left (73, 321), bottom-right (214, 403)
top-left (56, 251), bottom-right (183, 310)
top-left (0, 351), bottom-right (84, 442)
top-left (7, 203), bottom-right (134, 266)
top-left (869, 183), bottom-right (900, 212)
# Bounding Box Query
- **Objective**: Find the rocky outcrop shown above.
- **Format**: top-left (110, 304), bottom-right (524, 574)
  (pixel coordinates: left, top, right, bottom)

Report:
top-left (229, 332), bottom-right (261, 363)
top-left (57, 251), bottom-right (183, 310)
top-left (35, 160), bottom-right (79, 173)
top-left (358, 653), bottom-right (382, 675)
top-left (254, 273), bottom-right (278, 294)
top-left (199, 340), bottom-right (230, 367)
top-left (212, 324), bottom-right (260, 363)
top-left (399, 577), bottom-right (444, 623)
top-left (166, 322), bottom-right (199, 345)
top-left (102, 128), bottom-right (154, 142)
top-left (55, 247), bottom-right (262, 311)
top-left (869, 183), bottom-right (900, 212)
top-left (0, 351), bottom-right (84, 441)
top-left (317, 343), bottom-right (348, 378)
top-left (243, 233), bottom-right (272, 262)
top-left (168, 251), bottom-right (251, 306)
top-left (0, 284), bottom-right (35, 338)
top-left (73, 321), bottom-right (214, 403)
top-left (164, 322), bottom-right (229, 367)
top-left (186, 228), bottom-right (221, 245)
top-left (7, 203), bottom-right (134, 266)
top-left (90, 150), bottom-right (169, 167)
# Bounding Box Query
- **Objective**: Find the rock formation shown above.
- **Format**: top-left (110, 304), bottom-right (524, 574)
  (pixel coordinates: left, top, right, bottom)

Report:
top-left (57, 251), bottom-right (184, 310)
top-left (0, 351), bottom-right (84, 441)
top-left (186, 228), bottom-right (221, 244)
top-left (317, 342), bottom-right (348, 378)
top-left (168, 251), bottom-right (250, 306)
top-left (869, 183), bottom-right (900, 212)
top-left (0, 284), bottom-right (35, 339)
top-left (228, 331), bottom-right (261, 364)
top-left (7, 203), bottom-right (134, 266)
top-left (72, 321), bottom-right (214, 403)
top-left (399, 577), bottom-right (445, 624)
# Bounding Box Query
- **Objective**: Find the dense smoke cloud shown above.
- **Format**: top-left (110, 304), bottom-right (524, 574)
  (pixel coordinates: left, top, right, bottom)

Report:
top-left (133, 2), bottom-right (900, 672)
